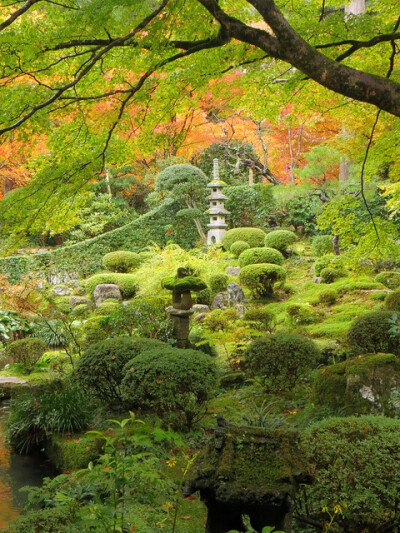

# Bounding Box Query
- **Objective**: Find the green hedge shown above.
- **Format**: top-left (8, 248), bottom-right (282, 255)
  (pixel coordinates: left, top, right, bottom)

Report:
top-left (0, 202), bottom-right (200, 283)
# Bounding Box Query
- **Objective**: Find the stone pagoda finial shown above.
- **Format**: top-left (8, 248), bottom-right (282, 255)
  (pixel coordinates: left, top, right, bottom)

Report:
top-left (206, 158), bottom-right (230, 245)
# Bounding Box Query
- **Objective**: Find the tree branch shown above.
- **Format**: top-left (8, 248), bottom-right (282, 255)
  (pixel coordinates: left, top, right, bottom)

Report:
top-left (0, 0), bottom-right (41, 32)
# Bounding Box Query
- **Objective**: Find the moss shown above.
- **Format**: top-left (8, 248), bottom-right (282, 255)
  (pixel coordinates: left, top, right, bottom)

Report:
top-left (230, 240), bottom-right (250, 257)
top-left (238, 247), bottom-right (284, 267)
top-left (162, 275), bottom-right (207, 292)
top-left (47, 433), bottom-right (102, 471)
top-left (384, 290), bottom-right (400, 311)
top-left (183, 426), bottom-right (309, 503)
top-left (312, 353), bottom-right (400, 415)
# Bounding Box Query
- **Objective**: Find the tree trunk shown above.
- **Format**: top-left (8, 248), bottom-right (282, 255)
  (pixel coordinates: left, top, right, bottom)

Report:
top-left (332, 235), bottom-right (340, 255)
top-left (194, 216), bottom-right (207, 243)
top-left (345, 0), bottom-right (366, 16)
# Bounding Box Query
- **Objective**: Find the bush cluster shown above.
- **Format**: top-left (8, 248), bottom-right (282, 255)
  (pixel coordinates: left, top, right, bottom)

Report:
top-left (375, 270), bottom-right (400, 290)
top-left (347, 310), bottom-right (400, 354)
top-left (286, 303), bottom-right (319, 325)
top-left (208, 273), bottom-right (229, 294)
top-left (74, 337), bottom-right (163, 407)
top-left (102, 250), bottom-right (141, 272)
top-left (298, 416), bottom-right (400, 531)
top-left (85, 273), bottom-right (137, 298)
top-left (384, 290), bottom-right (400, 311)
top-left (243, 307), bottom-right (276, 332)
top-left (239, 263), bottom-right (286, 298)
top-left (318, 288), bottom-right (338, 305)
top-left (238, 247), bottom-right (284, 267)
top-left (320, 266), bottom-right (343, 284)
top-left (243, 331), bottom-right (319, 391)
top-left (314, 253), bottom-right (344, 276)
top-left (311, 235), bottom-right (334, 257)
top-left (263, 229), bottom-right (297, 253)
top-left (6, 338), bottom-right (47, 371)
top-left (121, 346), bottom-right (218, 430)
top-left (221, 227), bottom-right (266, 251)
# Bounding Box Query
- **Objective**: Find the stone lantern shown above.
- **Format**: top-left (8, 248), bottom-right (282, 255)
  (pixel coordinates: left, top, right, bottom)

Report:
top-left (206, 159), bottom-right (230, 245)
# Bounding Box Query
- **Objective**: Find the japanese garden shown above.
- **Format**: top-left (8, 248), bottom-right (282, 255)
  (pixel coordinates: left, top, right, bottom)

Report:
top-left (0, 0), bottom-right (400, 532)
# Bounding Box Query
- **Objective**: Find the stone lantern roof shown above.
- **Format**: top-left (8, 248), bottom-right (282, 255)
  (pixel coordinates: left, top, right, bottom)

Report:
top-left (206, 191), bottom-right (228, 201)
top-left (208, 206), bottom-right (230, 215)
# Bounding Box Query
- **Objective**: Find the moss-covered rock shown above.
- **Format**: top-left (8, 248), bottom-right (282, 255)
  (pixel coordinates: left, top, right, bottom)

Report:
top-left (47, 434), bottom-right (101, 471)
top-left (312, 353), bottom-right (400, 415)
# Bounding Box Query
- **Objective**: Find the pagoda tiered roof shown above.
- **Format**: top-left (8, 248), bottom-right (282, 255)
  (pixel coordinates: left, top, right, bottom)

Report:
top-left (208, 206), bottom-right (230, 215)
top-left (207, 179), bottom-right (227, 188)
top-left (206, 192), bottom-right (228, 201)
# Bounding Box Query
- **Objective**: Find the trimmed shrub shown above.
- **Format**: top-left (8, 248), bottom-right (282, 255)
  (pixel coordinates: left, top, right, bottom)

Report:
top-left (263, 229), bottom-right (297, 252)
top-left (239, 263), bottom-right (286, 298)
top-left (314, 253), bottom-right (344, 276)
top-left (243, 307), bottom-right (276, 333)
top-left (347, 310), bottom-right (400, 355)
top-left (320, 266), bottom-right (343, 284)
top-left (243, 332), bottom-right (319, 391)
top-left (102, 250), bottom-right (141, 272)
top-left (311, 235), bottom-right (334, 257)
top-left (6, 338), bottom-right (47, 370)
top-left (286, 303), bottom-right (319, 325)
top-left (230, 240), bottom-right (250, 257)
top-left (121, 346), bottom-right (218, 429)
top-left (375, 270), bottom-right (400, 290)
top-left (93, 299), bottom-right (121, 316)
top-left (6, 507), bottom-right (75, 533)
top-left (209, 273), bottom-right (229, 293)
top-left (384, 290), bottom-right (400, 311)
top-left (238, 247), bottom-right (284, 267)
top-left (318, 288), bottom-right (338, 305)
top-left (298, 416), bottom-right (400, 531)
top-left (74, 337), bottom-right (166, 407)
top-left (203, 308), bottom-right (238, 332)
top-left (71, 303), bottom-right (91, 319)
top-left (221, 227), bottom-right (266, 251)
top-left (81, 315), bottom-right (110, 346)
top-left (196, 287), bottom-right (211, 305)
top-left (85, 273), bottom-right (137, 298)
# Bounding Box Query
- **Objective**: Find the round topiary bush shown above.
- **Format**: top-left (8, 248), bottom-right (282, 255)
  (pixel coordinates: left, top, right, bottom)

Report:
top-left (286, 303), bottom-right (319, 325)
top-left (93, 299), bottom-right (121, 316)
top-left (121, 346), bottom-right (218, 429)
top-left (320, 266), bottom-right (342, 284)
top-left (102, 250), bottom-right (141, 273)
top-left (85, 273), bottom-right (137, 298)
top-left (238, 247), bottom-right (284, 267)
top-left (384, 290), bottom-right (400, 311)
top-left (263, 229), bottom-right (297, 253)
top-left (314, 253), bottom-right (344, 276)
top-left (375, 271), bottom-right (400, 290)
top-left (243, 331), bottom-right (319, 391)
top-left (297, 416), bottom-right (400, 531)
top-left (6, 338), bottom-right (47, 370)
top-left (230, 240), bottom-right (250, 257)
top-left (196, 287), bottom-right (211, 305)
top-left (221, 227), bottom-right (266, 251)
top-left (318, 288), bottom-right (338, 305)
top-left (209, 273), bottom-right (230, 294)
top-left (347, 310), bottom-right (400, 355)
top-left (311, 235), bottom-right (334, 257)
top-left (74, 337), bottom-right (166, 407)
top-left (243, 307), bottom-right (276, 332)
top-left (239, 263), bottom-right (286, 298)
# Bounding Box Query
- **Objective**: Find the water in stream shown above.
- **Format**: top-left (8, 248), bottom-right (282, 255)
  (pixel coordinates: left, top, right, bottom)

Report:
top-left (0, 401), bottom-right (55, 530)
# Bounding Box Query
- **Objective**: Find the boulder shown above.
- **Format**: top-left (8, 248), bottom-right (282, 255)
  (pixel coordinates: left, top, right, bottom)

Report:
top-left (313, 353), bottom-right (400, 416)
top-left (93, 284), bottom-right (122, 307)
top-left (194, 312), bottom-right (208, 322)
top-left (225, 266), bottom-right (241, 277)
top-left (51, 285), bottom-right (71, 297)
top-left (313, 277), bottom-right (322, 284)
top-left (70, 296), bottom-right (93, 309)
top-left (211, 292), bottom-right (229, 310)
top-left (227, 282), bottom-right (246, 307)
top-left (192, 304), bottom-right (210, 313)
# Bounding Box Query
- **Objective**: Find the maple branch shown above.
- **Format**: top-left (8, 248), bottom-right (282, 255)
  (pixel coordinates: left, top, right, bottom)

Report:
top-left (197, 0), bottom-right (400, 117)
top-left (0, 0), bottom-right (41, 32)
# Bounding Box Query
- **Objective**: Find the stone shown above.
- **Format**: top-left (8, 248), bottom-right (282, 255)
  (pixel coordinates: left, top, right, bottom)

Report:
top-left (225, 266), bottom-right (241, 276)
top-left (67, 280), bottom-right (80, 288)
top-left (93, 284), bottom-right (122, 307)
top-left (51, 285), bottom-right (71, 297)
top-left (313, 277), bottom-right (322, 284)
top-left (194, 312), bottom-right (208, 322)
top-left (227, 282), bottom-right (246, 307)
top-left (192, 304), bottom-right (210, 313)
top-left (235, 303), bottom-right (247, 318)
top-left (211, 292), bottom-right (228, 310)
top-left (70, 296), bottom-right (92, 309)
top-left (35, 248), bottom-right (49, 255)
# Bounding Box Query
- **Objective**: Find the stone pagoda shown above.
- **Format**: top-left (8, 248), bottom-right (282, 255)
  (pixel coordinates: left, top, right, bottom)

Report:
top-left (206, 159), bottom-right (230, 245)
